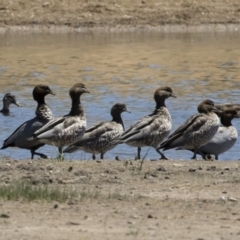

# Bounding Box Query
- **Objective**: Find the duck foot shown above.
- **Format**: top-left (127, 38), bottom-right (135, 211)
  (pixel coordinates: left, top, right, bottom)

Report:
top-left (204, 154), bottom-right (214, 161)
top-left (57, 154), bottom-right (64, 161)
top-left (159, 156), bottom-right (169, 160)
top-left (34, 152), bottom-right (49, 159)
top-left (156, 149), bottom-right (169, 160)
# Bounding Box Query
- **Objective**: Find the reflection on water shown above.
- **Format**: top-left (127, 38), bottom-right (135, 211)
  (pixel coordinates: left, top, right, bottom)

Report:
top-left (0, 31), bottom-right (240, 160)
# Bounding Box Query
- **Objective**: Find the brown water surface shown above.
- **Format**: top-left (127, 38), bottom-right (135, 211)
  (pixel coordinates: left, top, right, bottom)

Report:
top-left (0, 32), bottom-right (240, 160)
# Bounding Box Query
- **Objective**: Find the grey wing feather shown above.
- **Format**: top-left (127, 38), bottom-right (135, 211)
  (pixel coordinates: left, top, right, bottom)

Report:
top-left (34, 117), bottom-right (80, 140)
top-left (161, 114), bottom-right (207, 149)
top-left (121, 115), bottom-right (167, 143)
top-left (64, 121), bottom-right (121, 153)
top-left (2, 118), bottom-right (43, 148)
top-left (168, 114), bottom-right (199, 138)
top-left (33, 117), bottom-right (65, 137)
top-left (121, 116), bottom-right (156, 140)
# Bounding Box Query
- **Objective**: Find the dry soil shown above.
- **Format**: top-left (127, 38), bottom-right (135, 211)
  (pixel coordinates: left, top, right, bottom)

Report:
top-left (0, 159), bottom-right (240, 240)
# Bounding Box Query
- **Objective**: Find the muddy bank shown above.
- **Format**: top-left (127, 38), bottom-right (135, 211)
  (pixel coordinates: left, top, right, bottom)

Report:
top-left (0, 159), bottom-right (240, 239)
top-left (0, 0), bottom-right (240, 33)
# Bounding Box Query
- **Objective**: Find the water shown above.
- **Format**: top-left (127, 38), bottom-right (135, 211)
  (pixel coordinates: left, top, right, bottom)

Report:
top-left (0, 31), bottom-right (240, 160)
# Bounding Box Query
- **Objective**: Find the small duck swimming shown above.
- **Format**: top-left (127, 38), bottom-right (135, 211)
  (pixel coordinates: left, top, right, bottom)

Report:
top-left (28, 83), bottom-right (90, 157)
top-left (0, 93), bottom-right (22, 115)
top-left (115, 86), bottom-right (176, 160)
top-left (64, 103), bottom-right (130, 159)
top-left (1, 85), bottom-right (54, 159)
top-left (159, 99), bottom-right (221, 159)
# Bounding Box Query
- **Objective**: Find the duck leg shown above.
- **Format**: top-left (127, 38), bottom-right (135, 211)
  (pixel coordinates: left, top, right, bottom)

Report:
top-left (31, 149), bottom-right (48, 159)
top-left (156, 149), bottom-right (169, 160)
top-left (92, 154), bottom-right (96, 160)
top-left (58, 146), bottom-right (64, 161)
top-left (137, 147), bottom-right (141, 160)
top-left (100, 153), bottom-right (104, 159)
top-left (191, 147), bottom-right (198, 159)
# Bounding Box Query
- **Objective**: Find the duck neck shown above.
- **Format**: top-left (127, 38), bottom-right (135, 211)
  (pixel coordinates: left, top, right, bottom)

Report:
top-left (36, 95), bottom-right (46, 106)
top-left (1, 99), bottom-right (11, 113)
top-left (69, 98), bottom-right (84, 116)
top-left (221, 116), bottom-right (232, 127)
top-left (36, 98), bottom-right (46, 111)
top-left (0, 106), bottom-right (9, 113)
top-left (156, 99), bottom-right (166, 109)
top-left (36, 97), bottom-right (53, 121)
top-left (112, 112), bottom-right (124, 130)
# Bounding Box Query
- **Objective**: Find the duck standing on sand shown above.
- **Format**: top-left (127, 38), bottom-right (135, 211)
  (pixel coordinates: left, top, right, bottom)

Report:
top-left (191, 108), bottom-right (239, 160)
top-left (0, 93), bottom-right (22, 115)
top-left (159, 99), bottom-right (221, 159)
top-left (114, 86), bottom-right (176, 160)
top-left (28, 83), bottom-right (90, 158)
top-left (1, 85), bottom-right (54, 159)
top-left (64, 103), bottom-right (130, 160)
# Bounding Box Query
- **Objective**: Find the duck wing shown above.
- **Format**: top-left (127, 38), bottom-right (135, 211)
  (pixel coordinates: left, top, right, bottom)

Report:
top-left (64, 121), bottom-right (122, 153)
top-left (31, 116), bottom-right (86, 142)
top-left (160, 114), bottom-right (208, 150)
top-left (32, 117), bottom-right (65, 138)
top-left (168, 114), bottom-right (199, 138)
top-left (120, 114), bottom-right (165, 143)
top-left (1, 117), bottom-right (43, 149)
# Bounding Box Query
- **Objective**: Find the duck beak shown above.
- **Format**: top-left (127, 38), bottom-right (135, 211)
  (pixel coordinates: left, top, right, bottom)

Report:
top-left (84, 88), bottom-right (90, 94)
top-left (49, 90), bottom-right (55, 95)
top-left (212, 107), bottom-right (222, 115)
top-left (14, 101), bottom-right (22, 107)
top-left (125, 108), bottom-right (131, 113)
top-left (170, 93), bottom-right (177, 98)
top-left (236, 110), bottom-right (240, 118)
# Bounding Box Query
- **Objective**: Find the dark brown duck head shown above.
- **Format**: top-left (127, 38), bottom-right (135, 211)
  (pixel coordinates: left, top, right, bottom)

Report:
top-left (111, 103), bottom-right (130, 129)
top-left (154, 86), bottom-right (176, 108)
top-left (221, 108), bottom-right (240, 127)
top-left (111, 103), bottom-right (130, 115)
top-left (215, 103), bottom-right (240, 113)
top-left (1, 93), bottom-right (22, 113)
top-left (197, 99), bottom-right (222, 115)
top-left (69, 83), bottom-right (90, 101)
top-left (111, 103), bottom-right (130, 118)
top-left (69, 83), bottom-right (90, 116)
top-left (33, 84), bottom-right (55, 104)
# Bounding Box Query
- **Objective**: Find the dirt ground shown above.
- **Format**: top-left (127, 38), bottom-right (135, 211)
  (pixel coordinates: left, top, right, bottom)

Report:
top-left (1, 1), bottom-right (240, 239)
top-left (0, 159), bottom-right (240, 240)
top-left (0, 0), bottom-right (240, 31)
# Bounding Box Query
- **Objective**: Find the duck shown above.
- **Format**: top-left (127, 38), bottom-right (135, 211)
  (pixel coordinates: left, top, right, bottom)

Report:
top-left (28, 83), bottom-right (90, 157)
top-left (159, 99), bottom-right (221, 159)
top-left (0, 93), bottom-right (22, 115)
top-left (215, 103), bottom-right (240, 111)
top-left (64, 103), bottom-right (130, 159)
top-left (1, 84), bottom-right (54, 159)
top-left (189, 108), bottom-right (239, 160)
top-left (114, 86), bottom-right (176, 160)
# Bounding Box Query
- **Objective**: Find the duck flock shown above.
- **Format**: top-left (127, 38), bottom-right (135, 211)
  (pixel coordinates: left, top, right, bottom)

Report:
top-left (1, 83), bottom-right (239, 161)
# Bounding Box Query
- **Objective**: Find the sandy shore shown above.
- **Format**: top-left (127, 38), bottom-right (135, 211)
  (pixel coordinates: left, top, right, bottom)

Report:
top-left (1, 0), bottom-right (240, 33)
top-left (0, 159), bottom-right (240, 240)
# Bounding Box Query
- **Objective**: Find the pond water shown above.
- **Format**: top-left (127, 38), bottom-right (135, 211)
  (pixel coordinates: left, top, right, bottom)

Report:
top-left (0, 31), bottom-right (240, 160)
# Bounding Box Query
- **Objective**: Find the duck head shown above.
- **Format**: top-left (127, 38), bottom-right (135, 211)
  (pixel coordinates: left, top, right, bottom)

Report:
top-left (3, 93), bottom-right (22, 108)
top-left (69, 83), bottom-right (90, 101)
top-left (111, 103), bottom-right (131, 116)
top-left (33, 84), bottom-right (55, 102)
top-left (197, 99), bottom-right (222, 115)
